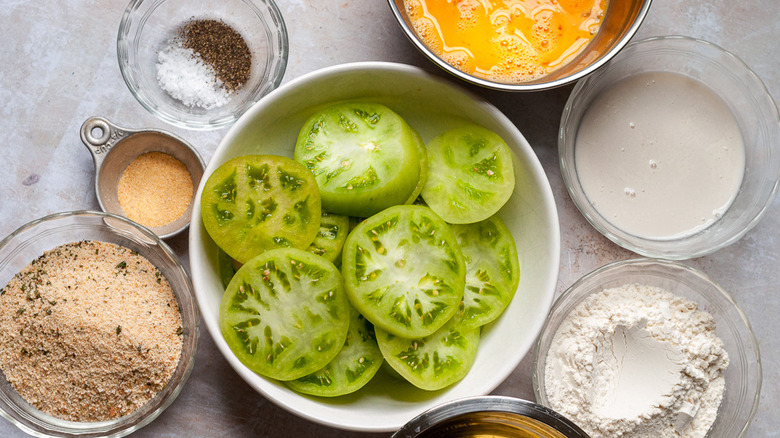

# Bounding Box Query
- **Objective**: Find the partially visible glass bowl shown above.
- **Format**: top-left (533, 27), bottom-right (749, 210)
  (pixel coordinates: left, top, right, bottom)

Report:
top-left (532, 258), bottom-right (762, 438)
top-left (0, 211), bottom-right (199, 437)
top-left (118, 0), bottom-right (288, 130)
top-left (559, 36), bottom-right (780, 259)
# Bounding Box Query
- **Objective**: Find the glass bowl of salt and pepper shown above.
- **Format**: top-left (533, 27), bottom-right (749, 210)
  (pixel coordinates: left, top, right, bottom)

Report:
top-left (118, 0), bottom-right (288, 130)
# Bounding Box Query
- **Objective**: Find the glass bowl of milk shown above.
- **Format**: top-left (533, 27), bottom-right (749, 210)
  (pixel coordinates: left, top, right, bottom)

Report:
top-left (559, 35), bottom-right (780, 259)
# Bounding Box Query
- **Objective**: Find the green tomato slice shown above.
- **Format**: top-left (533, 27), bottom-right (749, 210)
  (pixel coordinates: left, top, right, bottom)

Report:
top-left (342, 205), bottom-right (466, 339)
top-left (451, 215), bottom-right (520, 330)
top-left (218, 247), bottom-right (238, 289)
top-left (403, 129), bottom-right (429, 205)
top-left (219, 248), bottom-right (350, 381)
top-left (307, 212), bottom-right (350, 265)
top-left (201, 154), bottom-right (321, 264)
top-left (294, 102), bottom-right (422, 217)
top-left (421, 124), bottom-right (515, 224)
top-left (285, 308), bottom-right (383, 397)
top-left (376, 317), bottom-right (480, 391)
top-left (380, 359), bottom-right (405, 381)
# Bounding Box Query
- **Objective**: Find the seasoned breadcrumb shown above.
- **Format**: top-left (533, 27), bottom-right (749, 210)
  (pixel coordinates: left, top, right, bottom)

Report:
top-left (0, 240), bottom-right (183, 422)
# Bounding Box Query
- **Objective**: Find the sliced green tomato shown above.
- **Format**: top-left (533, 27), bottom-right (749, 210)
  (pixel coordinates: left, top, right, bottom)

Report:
top-left (421, 124), bottom-right (515, 224)
top-left (201, 155), bottom-right (321, 264)
top-left (217, 247), bottom-right (238, 289)
top-left (380, 360), bottom-right (405, 381)
top-left (348, 216), bottom-right (363, 232)
top-left (451, 215), bottom-right (520, 330)
top-left (403, 129), bottom-right (429, 205)
top-left (294, 102), bottom-right (422, 217)
top-left (409, 196), bottom-right (427, 207)
top-left (285, 308), bottom-right (383, 397)
top-left (307, 212), bottom-right (350, 265)
top-left (342, 205), bottom-right (466, 339)
top-left (376, 317), bottom-right (480, 391)
top-left (219, 248), bottom-right (350, 381)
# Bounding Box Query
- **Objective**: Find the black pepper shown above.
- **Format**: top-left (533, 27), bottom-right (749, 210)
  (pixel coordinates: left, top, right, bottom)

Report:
top-left (179, 18), bottom-right (252, 92)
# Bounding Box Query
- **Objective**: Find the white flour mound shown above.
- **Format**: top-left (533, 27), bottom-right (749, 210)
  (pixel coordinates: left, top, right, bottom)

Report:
top-left (544, 283), bottom-right (729, 438)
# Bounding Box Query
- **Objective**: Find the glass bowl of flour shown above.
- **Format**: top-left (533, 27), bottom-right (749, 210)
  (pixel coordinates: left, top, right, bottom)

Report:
top-left (532, 258), bottom-right (761, 438)
top-left (118, 0), bottom-right (288, 130)
top-left (559, 36), bottom-right (780, 259)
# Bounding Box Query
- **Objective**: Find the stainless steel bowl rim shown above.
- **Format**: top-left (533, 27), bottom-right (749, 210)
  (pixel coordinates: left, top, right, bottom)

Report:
top-left (392, 395), bottom-right (590, 437)
top-left (79, 116), bottom-right (206, 240)
top-left (386, 0), bottom-right (653, 91)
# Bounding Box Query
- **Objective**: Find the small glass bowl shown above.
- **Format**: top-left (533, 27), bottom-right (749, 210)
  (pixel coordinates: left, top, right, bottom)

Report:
top-left (559, 36), bottom-right (780, 259)
top-left (117, 0), bottom-right (288, 130)
top-left (532, 258), bottom-right (762, 438)
top-left (0, 211), bottom-right (200, 437)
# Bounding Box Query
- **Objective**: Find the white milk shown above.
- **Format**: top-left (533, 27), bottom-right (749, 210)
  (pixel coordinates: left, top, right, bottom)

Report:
top-left (574, 71), bottom-right (745, 239)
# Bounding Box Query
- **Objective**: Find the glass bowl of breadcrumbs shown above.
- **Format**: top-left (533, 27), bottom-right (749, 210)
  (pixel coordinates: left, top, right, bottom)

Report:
top-left (0, 211), bottom-right (199, 437)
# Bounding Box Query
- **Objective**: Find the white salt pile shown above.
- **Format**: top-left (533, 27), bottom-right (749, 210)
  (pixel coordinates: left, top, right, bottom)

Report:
top-left (156, 43), bottom-right (231, 110)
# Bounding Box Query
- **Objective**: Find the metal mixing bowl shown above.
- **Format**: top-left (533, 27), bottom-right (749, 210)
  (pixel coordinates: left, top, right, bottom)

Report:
top-left (387, 0), bottom-right (652, 91)
top-left (393, 396), bottom-right (590, 437)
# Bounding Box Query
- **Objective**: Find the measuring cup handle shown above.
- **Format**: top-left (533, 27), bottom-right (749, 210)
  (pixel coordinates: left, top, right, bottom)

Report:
top-left (79, 117), bottom-right (128, 167)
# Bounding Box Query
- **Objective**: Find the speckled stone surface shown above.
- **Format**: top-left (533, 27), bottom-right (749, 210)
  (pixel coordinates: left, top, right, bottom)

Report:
top-left (0, 1), bottom-right (778, 437)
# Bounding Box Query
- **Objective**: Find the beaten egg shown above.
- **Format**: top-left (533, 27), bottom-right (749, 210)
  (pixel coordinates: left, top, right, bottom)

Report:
top-left (404, 0), bottom-right (606, 83)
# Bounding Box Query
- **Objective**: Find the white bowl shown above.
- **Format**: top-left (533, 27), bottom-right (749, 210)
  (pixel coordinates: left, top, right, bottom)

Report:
top-left (188, 62), bottom-right (560, 432)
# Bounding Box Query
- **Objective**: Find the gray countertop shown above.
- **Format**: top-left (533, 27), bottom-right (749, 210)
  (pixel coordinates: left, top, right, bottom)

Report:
top-left (1, 1), bottom-right (777, 436)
